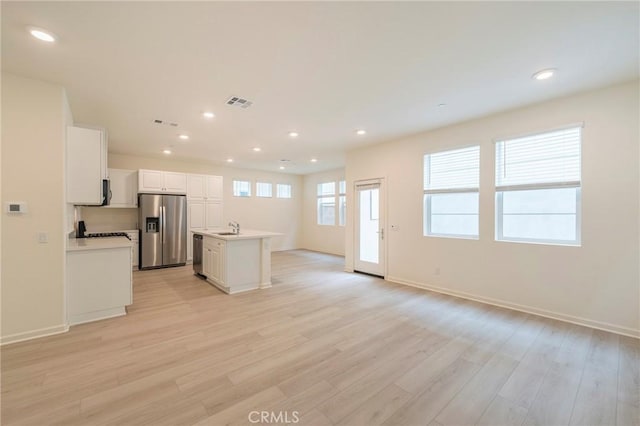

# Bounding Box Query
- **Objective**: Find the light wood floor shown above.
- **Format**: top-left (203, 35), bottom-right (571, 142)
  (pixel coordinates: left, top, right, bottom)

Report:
top-left (2, 250), bottom-right (638, 426)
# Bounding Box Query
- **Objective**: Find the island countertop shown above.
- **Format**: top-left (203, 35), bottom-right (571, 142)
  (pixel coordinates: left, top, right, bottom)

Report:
top-left (193, 228), bottom-right (281, 241)
top-left (67, 236), bottom-right (132, 252)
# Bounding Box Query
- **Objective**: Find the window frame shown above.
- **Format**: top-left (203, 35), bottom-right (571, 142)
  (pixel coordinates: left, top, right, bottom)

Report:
top-left (338, 180), bottom-right (346, 226)
top-left (256, 181), bottom-right (273, 198)
top-left (316, 180), bottom-right (347, 227)
top-left (423, 145), bottom-right (480, 240)
top-left (276, 183), bottom-right (292, 199)
top-left (494, 124), bottom-right (583, 246)
top-left (232, 180), bottom-right (252, 197)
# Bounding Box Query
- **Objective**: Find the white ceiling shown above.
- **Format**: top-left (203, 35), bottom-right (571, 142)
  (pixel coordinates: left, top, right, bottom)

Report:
top-left (2, 1), bottom-right (638, 174)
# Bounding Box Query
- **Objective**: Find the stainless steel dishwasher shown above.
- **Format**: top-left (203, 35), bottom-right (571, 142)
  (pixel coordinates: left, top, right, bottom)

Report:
top-left (193, 234), bottom-right (204, 276)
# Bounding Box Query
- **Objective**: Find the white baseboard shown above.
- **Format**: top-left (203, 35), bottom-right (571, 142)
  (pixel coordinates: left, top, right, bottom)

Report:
top-left (386, 275), bottom-right (640, 339)
top-left (0, 324), bottom-right (69, 346)
top-left (68, 307), bottom-right (126, 326)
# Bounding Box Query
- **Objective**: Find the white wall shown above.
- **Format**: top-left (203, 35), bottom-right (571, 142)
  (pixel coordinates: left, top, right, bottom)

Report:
top-left (108, 154), bottom-right (303, 251)
top-left (345, 80), bottom-right (640, 337)
top-left (302, 168), bottom-right (346, 256)
top-left (1, 73), bottom-right (71, 343)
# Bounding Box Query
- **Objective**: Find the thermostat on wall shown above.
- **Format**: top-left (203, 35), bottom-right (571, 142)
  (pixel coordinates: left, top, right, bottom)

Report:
top-left (5, 202), bottom-right (27, 214)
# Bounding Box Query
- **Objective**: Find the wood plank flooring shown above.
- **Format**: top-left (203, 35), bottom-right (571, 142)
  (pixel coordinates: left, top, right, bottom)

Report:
top-left (1, 250), bottom-right (637, 426)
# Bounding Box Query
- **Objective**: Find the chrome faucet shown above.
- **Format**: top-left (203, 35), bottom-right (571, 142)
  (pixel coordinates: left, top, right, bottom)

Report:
top-left (229, 221), bottom-right (240, 234)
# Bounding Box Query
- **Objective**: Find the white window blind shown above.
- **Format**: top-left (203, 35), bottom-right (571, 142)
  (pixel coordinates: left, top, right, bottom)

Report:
top-left (256, 182), bottom-right (273, 198)
top-left (496, 126), bottom-right (581, 190)
top-left (423, 146), bottom-right (480, 238)
top-left (495, 125), bottom-right (582, 245)
top-left (318, 182), bottom-right (335, 196)
top-left (232, 180), bottom-right (251, 197)
top-left (424, 146), bottom-right (480, 192)
top-left (277, 184), bottom-right (292, 198)
top-left (339, 180), bottom-right (346, 226)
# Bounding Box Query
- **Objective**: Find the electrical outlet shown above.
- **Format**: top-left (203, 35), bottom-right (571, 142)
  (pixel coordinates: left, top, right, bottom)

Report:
top-left (38, 232), bottom-right (48, 243)
top-left (435, 267), bottom-right (441, 276)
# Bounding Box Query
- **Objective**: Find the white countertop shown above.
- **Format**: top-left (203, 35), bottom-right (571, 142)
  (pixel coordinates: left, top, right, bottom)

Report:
top-left (67, 236), bottom-right (133, 252)
top-left (194, 228), bottom-right (281, 241)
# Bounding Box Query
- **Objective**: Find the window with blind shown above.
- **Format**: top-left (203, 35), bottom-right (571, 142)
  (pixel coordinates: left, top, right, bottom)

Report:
top-left (276, 183), bottom-right (292, 199)
top-left (232, 180), bottom-right (251, 197)
top-left (495, 125), bottom-right (582, 245)
top-left (256, 182), bottom-right (273, 198)
top-left (339, 180), bottom-right (347, 226)
top-left (423, 146), bottom-right (480, 238)
top-left (317, 182), bottom-right (336, 225)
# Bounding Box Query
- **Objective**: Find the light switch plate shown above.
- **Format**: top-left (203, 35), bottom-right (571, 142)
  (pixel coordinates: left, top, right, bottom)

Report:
top-left (5, 202), bottom-right (27, 214)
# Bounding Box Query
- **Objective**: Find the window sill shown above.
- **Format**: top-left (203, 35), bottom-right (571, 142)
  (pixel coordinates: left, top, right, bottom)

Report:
top-left (495, 238), bottom-right (581, 247)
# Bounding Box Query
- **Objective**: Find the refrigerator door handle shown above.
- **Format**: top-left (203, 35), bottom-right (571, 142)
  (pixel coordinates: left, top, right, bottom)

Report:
top-left (161, 205), bottom-right (165, 245)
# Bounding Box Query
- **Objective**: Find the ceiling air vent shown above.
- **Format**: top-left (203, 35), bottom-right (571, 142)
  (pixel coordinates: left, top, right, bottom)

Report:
top-left (152, 119), bottom-right (178, 127)
top-left (226, 96), bottom-right (253, 109)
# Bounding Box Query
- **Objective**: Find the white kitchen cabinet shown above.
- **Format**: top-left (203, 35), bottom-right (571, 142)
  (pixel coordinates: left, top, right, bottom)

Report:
top-left (187, 174), bottom-right (223, 200)
top-left (203, 236), bottom-right (226, 286)
top-left (205, 201), bottom-right (223, 229)
top-left (188, 200), bottom-right (205, 229)
top-left (67, 244), bottom-right (132, 325)
top-left (187, 200), bottom-right (222, 263)
top-left (199, 233), bottom-right (267, 294)
top-left (202, 238), bottom-right (215, 279)
top-left (206, 175), bottom-right (223, 200)
top-left (189, 201), bottom-right (223, 230)
top-left (187, 174), bottom-right (206, 199)
top-left (66, 126), bottom-right (108, 205)
top-left (107, 168), bottom-right (138, 208)
top-left (138, 169), bottom-right (187, 194)
top-left (187, 230), bottom-right (194, 261)
top-left (125, 231), bottom-right (139, 269)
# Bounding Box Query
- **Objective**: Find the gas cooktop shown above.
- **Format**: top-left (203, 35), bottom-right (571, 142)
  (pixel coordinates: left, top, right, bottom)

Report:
top-left (85, 232), bottom-right (131, 240)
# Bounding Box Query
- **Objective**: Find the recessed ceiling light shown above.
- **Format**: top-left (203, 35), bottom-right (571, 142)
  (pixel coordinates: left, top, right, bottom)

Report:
top-left (356, 129), bottom-right (366, 136)
top-left (202, 112), bottom-right (215, 119)
top-left (253, 147), bottom-right (262, 152)
top-left (28, 27), bottom-right (56, 43)
top-left (178, 134), bottom-right (189, 140)
top-left (310, 158), bottom-right (318, 163)
top-left (162, 149), bottom-right (172, 155)
top-left (226, 158), bottom-right (233, 163)
top-left (279, 166), bottom-right (285, 170)
top-left (288, 131), bottom-right (299, 138)
top-left (532, 68), bottom-right (556, 80)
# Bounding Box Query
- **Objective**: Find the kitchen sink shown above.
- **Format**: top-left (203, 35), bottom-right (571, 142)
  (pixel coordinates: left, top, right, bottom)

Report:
top-left (215, 232), bottom-right (238, 236)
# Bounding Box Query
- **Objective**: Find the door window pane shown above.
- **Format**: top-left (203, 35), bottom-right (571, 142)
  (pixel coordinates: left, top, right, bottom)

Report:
top-left (359, 188), bottom-right (379, 263)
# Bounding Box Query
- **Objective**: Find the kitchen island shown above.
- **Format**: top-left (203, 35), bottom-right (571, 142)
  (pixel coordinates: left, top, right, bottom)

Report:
top-left (66, 236), bottom-right (133, 325)
top-left (193, 229), bottom-right (281, 294)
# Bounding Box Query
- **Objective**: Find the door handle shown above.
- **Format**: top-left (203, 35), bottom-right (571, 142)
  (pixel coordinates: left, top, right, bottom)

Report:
top-left (380, 228), bottom-right (384, 240)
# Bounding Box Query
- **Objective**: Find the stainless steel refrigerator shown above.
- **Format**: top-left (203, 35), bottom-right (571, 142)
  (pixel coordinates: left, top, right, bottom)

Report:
top-left (138, 194), bottom-right (187, 269)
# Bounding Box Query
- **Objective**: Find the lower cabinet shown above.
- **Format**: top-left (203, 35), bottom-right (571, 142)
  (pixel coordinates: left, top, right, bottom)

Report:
top-left (126, 231), bottom-right (139, 269)
top-left (203, 237), bottom-right (226, 285)
top-left (67, 246), bottom-right (132, 325)
top-left (201, 235), bottom-right (261, 294)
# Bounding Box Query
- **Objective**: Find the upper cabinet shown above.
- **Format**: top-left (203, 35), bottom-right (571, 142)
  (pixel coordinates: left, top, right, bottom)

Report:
top-left (187, 174), bottom-right (223, 200)
top-left (138, 169), bottom-right (187, 194)
top-left (66, 126), bottom-right (108, 205)
top-left (107, 168), bottom-right (137, 208)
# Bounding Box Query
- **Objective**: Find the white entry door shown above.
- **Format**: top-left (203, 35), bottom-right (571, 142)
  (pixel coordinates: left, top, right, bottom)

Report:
top-left (354, 180), bottom-right (385, 277)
